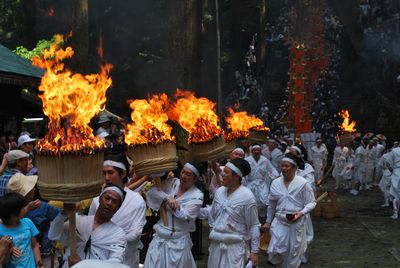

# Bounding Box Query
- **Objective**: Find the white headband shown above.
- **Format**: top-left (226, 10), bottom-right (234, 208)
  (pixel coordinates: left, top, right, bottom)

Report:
top-left (103, 160), bottom-right (126, 171)
top-left (251, 145), bottom-right (261, 150)
top-left (184, 163), bottom-right (200, 177)
top-left (226, 162), bottom-right (243, 177)
top-left (282, 157), bottom-right (297, 166)
top-left (232, 148), bottom-right (245, 155)
top-left (291, 146), bottom-right (302, 155)
top-left (100, 186), bottom-right (125, 201)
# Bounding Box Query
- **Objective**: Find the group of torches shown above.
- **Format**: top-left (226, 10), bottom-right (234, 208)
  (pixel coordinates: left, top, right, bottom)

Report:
top-left (32, 34), bottom-right (356, 163)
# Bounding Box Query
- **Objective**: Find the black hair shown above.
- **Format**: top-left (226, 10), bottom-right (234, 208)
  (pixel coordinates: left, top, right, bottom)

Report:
top-left (283, 153), bottom-right (300, 168)
top-left (0, 193), bottom-right (27, 225)
top-left (104, 154), bottom-right (129, 184)
top-left (293, 143), bottom-right (308, 162)
top-left (230, 158), bottom-right (252, 177)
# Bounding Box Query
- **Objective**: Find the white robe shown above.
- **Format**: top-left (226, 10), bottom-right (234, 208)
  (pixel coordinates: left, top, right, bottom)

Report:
top-left (89, 188), bottom-right (146, 268)
top-left (388, 148), bottom-right (400, 200)
top-left (48, 214), bottom-right (127, 268)
top-left (144, 178), bottom-right (203, 268)
top-left (378, 152), bottom-right (392, 202)
top-left (267, 175), bottom-right (316, 268)
top-left (332, 146), bottom-right (349, 185)
top-left (296, 164), bottom-right (315, 244)
top-left (269, 148), bottom-right (284, 173)
top-left (353, 145), bottom-right (367, 183)
top-left (244, 155), bottom-right (279, 207)
top-left (199, 185), bottom-right (260, 268)
top-left (310, 144), bottom-right (328, 181)
top-left (364, 147), bottom-right (377, 185)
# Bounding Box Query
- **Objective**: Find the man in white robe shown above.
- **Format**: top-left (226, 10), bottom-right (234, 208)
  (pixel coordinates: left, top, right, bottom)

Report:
top-left (49, 185), bottom-right (127, 267)
top-left (244, 144), bottom-right (279, 220)
top-left (267, 138), bottom-right (285, 173)
top-left (332, 142), bottom-right (349, 189)
top-left (353, 139), bottom-right (367, 192)
top-left (144, 162), bottom-right (205, 268)
top-left (265, 154), bottom-right (316, 268)
top-left (309, 138), bottom-right (328, 182)
top-left (89, 156), bottom-right (146, 268)
top-left (387, 147), bottom-right (400, 219)
top-left (200, 158), bottom-right (259, 268)
top-left (364, 140), bottom-right (377, 190)
top-left (378, 150), bottom-right (392, 207)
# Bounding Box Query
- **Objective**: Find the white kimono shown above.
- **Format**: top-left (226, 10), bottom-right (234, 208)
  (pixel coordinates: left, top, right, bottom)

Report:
top-left (269, 148), bottom-right (284, 173)
top-left (310, 144), bottom-right (328, 181)
top-left (296, 163), bottom-right (315, 244)
top-left (144, 178), bottom-right (204, 268)
top-left (364, 146), bottom-right (377, 185)
top-left (89, 188), bottom-right (146, 268)
top-left (388, 148), bottom-right (400, 200)
top-left (378, 152), bottom-right (392, 203)
top-left (244, 155), bottom-right (279, 208)
top-left (199, 185), bottom-right (260, 268)
top-left (48, 214), bottom-right (127, 268)
top-left (267, 175), bottom-right (316, 268)
top-left (332, 146), bottom-right (349, 185)
top-left (353, 145), bottom-right (367, 183)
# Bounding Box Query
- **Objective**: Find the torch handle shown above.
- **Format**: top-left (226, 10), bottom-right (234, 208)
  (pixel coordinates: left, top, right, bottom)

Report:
top-left (154, 177), bottom-right (168, 226)
top-left (64, 203), bottom-right (78, 257)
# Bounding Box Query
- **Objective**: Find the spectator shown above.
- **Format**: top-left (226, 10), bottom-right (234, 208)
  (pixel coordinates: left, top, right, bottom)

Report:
top-left (0, 150), bottom-right (29, 197)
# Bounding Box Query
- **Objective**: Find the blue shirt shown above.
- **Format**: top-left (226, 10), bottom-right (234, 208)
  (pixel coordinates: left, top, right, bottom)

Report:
top-left (0, 169), bottom-right (20, 197)
top-left (0, 218), bottom-right (39, 268)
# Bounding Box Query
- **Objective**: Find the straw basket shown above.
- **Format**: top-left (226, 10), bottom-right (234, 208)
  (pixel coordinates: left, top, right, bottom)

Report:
top-left (338, 133), bottom-right (353, 144)
top-left (248, 129), bottom-right (269, 143)
top-left (128, 142), bottom-right (178, 177)
top-left (224, 139), bottom-right (237, 155)
top-left (191, 136), bottom-right (226, 162)
top-left (36, 152), bottom-right (104, 203)
top-left (322, 192), bottom-right (340, 219)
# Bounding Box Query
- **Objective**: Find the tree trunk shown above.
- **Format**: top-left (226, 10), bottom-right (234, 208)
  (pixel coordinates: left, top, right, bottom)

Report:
top-left (231, 0), bottom-right (242, 70)
top-left (71, 0), bottom-right (89, 72)
top-left (165, 0), bottom-right (203, 92)
top-left (256, 0), bottom-right (267, 73)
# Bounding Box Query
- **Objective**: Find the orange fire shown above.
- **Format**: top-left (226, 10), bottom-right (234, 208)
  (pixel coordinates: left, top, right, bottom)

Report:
top-left (225, 108), bottom-right (269, 140)
top-left (125, 94), bottom-right (175, 146)
top-left (338, 109), bottom-right (357, 133)
top-left (32, 34), bottom-right (113, 155)
top-left (167, 89), bottom-right (223, 144)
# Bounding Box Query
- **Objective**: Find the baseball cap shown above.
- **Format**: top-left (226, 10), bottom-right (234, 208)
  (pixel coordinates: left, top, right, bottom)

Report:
top-left (7, 150), bottom-right (29, 164)
top-left (7, 173), bottom-right (38, 197)
top-left (17, 134), bottom-right (36, 147)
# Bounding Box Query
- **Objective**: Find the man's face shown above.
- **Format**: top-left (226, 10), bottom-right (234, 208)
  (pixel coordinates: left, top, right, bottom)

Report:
top-left (289, 148), bottom-right (301, 158)
top-left (98, 191), bottom-right (122, 218)
top-left (102, 166), bottom-right (125, 187)
top-left (16, 157), bottom-right (29, 174)
top-left (179, 167), bottom-right (196, 190)
top-left (267, 141), bottom-right (276, 151)
top-left (252, 148), bottom-right (262, 160)
top-left (21, 142), bottom-right (35, 154)
top-left (281, 161), bottom-right (295, 178)
top-left (231, 150), bottom-right (244, 160)
top-left (222, 166), bottom-right (239, 187)
top-left (316, 141), bottom-right (322, 147)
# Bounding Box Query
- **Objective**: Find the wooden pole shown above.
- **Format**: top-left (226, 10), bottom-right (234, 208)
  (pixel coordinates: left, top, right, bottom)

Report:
top-left (64, 203), bottom-right (78, 257)
top-left (154, 177), bottom-right (168, 226)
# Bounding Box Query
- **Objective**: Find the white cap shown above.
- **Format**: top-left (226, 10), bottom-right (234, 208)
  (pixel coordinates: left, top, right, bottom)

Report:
top-left (17, 134), bottom-right (36, 147)
top-left (98, 114), bottom-right (110, 124)
top-left (7, 150), bottom-right (29, 164)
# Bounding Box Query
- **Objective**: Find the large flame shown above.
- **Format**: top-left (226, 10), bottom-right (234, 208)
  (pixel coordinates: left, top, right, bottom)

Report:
top-left (32, 34), bottom-right (113, 155)
top-left (338, 109), bottom-right (357, 133)
top-left (225, 108), bottom-right (269, 140)
top-left (125, 94), bottom-right (175, 146)
top-left (167, 89), bottom-right (223, 144)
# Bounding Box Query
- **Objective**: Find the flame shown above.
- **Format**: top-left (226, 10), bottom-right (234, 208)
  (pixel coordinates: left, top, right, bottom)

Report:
top-left (338, 110), bottom-right (356, 133)
top-left (32, 34), bottom-right (113, 155)
top-left (225, 108), bottom-right (269, 140)
top-left (125, 94), bottom-right (175, 146)
top-left (167, 89), bottom-right (223, 144)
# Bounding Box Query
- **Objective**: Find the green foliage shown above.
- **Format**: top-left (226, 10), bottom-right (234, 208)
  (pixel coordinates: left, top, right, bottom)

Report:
top-left (13, 35), bottom-right (62, 60)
